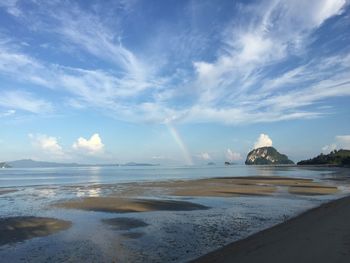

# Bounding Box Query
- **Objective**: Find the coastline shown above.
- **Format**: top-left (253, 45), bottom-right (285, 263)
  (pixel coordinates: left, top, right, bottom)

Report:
top-left (192, 194), bottom-right (350, 263)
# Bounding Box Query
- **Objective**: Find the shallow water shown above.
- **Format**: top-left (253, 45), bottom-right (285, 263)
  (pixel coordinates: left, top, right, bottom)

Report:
top-left (0, 166), bottom-right (350, 262)
top-left (0, 165), bottom-right (340, 187)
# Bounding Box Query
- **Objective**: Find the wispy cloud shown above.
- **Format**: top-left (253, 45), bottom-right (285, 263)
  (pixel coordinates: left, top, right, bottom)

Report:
top-left (0, 0), bottom-right (349, 125)
top-left (323, 135), bottom-right (350, 152)
top-left (188, 0), bottom-right (350, 124)
top-left (0, 90), bottom-right (52, 114)
top-left (197, 152), bottom-right (211, 161)
top-left (226, 149), bottom-right (242, 161)
top-left (0, 109), bottom-right (16, 117)
top-left (29, 133), bottom-right (64, 157)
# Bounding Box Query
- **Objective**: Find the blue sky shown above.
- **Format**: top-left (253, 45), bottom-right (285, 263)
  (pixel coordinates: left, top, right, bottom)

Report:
top-left (0, 0), bottom-right (350, 164)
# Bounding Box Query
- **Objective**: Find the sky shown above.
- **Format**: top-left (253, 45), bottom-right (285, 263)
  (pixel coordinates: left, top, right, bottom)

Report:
top-left (0, 0), bottom-right (350, 165)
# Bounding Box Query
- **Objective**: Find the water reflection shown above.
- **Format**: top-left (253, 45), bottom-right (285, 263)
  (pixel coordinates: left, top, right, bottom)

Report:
top-left (76, 187), bottom-right (102, 197)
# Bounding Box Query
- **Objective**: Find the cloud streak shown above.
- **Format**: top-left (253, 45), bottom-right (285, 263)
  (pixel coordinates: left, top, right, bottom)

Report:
top-left (0, 0), bottom-right (349, 125)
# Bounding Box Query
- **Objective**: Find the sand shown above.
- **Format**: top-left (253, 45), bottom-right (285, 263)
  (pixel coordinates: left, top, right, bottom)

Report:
top-left (55, 197), bottom-right (208, 213)
top-left (123, 176), bottom-right (339, 197)
top-left (0, 216), bottom-right (71, 246)
top-left (193, 195), bottom-right (350, 263)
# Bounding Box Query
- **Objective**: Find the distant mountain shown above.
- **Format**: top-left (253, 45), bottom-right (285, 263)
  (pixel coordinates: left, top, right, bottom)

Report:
top-left (121, 162), bottom-right (159, 167)
top-left (6, 159), bottom-right (118, 168)
top-left (245, 147), bottom-right (294, 165)
top-left (7, 159), bottom-right (82, 168)
top-left (0, 162), bottom-right (11, 168)
top-left (297, 149), bottom-right (350, 166)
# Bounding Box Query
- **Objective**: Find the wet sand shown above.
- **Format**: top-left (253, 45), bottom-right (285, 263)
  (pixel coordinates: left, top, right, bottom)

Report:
top-left (193, 195), bottom-right (350, 263)
top-left (97, 176), bottom-right (339, 198)
top-left (55, 197), bottom-right (208, 213)
top-left (170, 176), bottom-right (338, 197)
top-left (54, 176), bottom-right (337, 215)
top-left (0, 188), bottom-right (17, 195)
top-left (0, 216), bottom-right (71, 246)
top-left (102, 217), bottom-right (149, 230)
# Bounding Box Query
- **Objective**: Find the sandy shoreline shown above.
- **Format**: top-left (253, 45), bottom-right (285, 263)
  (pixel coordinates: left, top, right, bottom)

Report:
top-left (0, 172), bottom-right (348, 262)
top-left (193, 194), bottom-right (350, 263)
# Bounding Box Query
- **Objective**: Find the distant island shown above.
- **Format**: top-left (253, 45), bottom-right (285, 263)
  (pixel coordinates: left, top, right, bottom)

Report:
top-left (224, 161), bottom-right (236, 165)
top-left (120, 162), bottom-right (159, 167)
top-left (0, 162), bottom-right (11, 168)
top-left (207, 162), bottom-right (216, 165)
top-left (297, 149), bottom-right (350, 166)
top-left (3, 159), bottom-right (118, 168)
top-left (245, 146), bottom-right (294, 165)
top-left (0, 159), bottom-right (159, 168)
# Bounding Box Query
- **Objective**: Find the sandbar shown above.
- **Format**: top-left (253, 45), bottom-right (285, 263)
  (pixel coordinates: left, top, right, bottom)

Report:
top-left (55, 197), bottom-right (208, 213)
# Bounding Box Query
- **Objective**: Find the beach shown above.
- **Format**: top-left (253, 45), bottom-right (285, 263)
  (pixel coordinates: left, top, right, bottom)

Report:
top-left (194, 194), bottom-right (350, 263)
top-left (0, 166), bottom-right (349, 262)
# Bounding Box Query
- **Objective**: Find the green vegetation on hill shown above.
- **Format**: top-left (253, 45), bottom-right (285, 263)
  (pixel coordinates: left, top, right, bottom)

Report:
top-left (297, 149), bottom-right (350, 166)
top-left (245, 146), bottom-right (294, 165)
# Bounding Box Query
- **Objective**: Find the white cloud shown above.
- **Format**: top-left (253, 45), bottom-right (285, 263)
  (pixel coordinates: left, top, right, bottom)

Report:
top-left (0, 90), bottom-right (52, 114)
top-left (336, 135), bottom-right (350, 149)
top-left (0, 1), bottom-right (349, 125)
top-left (151, 155), bottom-right (167, 160)
top-left (322, 143), bottom-right (337, 153)
top-left (323, 135), bottom-right (350, 152)
top-left (188, 0), bottom-right (349, 124)
top-left (0, 0), bottom-right (21, 17)
top-left (197, 152), bottom-right (211, 161)
top-left (254, 134), bottom-right (273, 149)
top-left (226, 149), bottom-right (242, 161)
top-left (0, 109), bottom-right (16, 117)
top-left (72, 133), bottom-right (104, 155)
top-left (29, 134), bottom-right (64, 156)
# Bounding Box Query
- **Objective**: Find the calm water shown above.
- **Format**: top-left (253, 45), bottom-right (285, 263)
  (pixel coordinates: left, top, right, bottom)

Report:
top-left (0, 165), bottom-right (343, 187)
top-left (1, 166), bottom-right (350, 262)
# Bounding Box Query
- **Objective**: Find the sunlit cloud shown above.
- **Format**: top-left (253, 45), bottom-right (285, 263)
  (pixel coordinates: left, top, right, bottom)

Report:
top-left (29, 134), bottom-right (64, 157)
top-left (72, 133), bottom-right (105, 155)
top-left (254, 134), bottom-right (273, 149)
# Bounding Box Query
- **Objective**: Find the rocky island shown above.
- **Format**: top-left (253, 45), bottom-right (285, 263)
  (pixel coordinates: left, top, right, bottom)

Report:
top-left (245, 146), bottom-right (294, 165)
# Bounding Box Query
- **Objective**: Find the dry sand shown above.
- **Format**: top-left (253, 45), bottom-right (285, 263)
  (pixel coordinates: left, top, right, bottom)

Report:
top-left (0, 216), bottom-right (71, 246)
top-left (55, 197), bottom-right (208, 213)
top-left (193, 195), bottom-right (350, 263)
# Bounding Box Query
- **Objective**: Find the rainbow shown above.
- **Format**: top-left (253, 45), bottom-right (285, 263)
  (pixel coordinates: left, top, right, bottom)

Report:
top-left (167, 123), bottom-right (194, 165)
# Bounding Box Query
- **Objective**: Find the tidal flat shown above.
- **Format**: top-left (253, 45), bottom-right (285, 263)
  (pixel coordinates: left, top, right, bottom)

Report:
top-left (0, 166), bottom-right (349, 262)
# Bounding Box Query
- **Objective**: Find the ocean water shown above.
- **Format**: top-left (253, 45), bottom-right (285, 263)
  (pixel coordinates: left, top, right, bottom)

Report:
top-left (0, 166), bottom-right (350, 262)
top-left (0, 164), bottom-right (342, 187)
